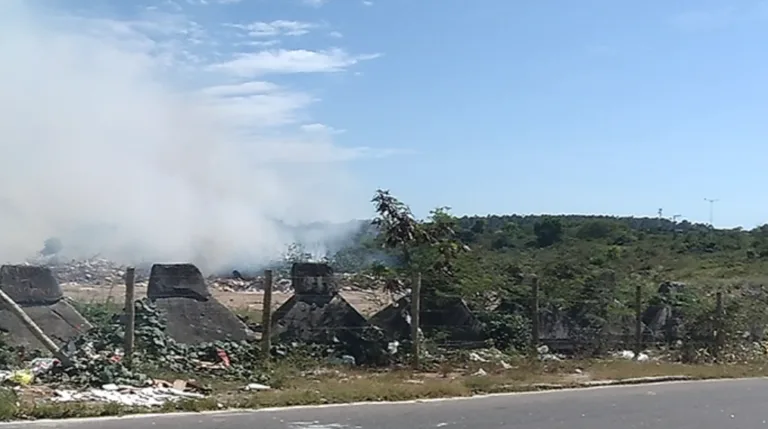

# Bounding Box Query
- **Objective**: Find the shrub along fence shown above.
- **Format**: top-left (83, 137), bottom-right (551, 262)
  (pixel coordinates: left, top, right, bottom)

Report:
top-left (30, 267), bottom-right (766, 372)
top-left (253, 270), bottom-right (749, 368)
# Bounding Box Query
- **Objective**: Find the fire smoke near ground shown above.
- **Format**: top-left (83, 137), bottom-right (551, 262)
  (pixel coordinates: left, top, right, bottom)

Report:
top-left (0, 2), bottom-right (367, 272)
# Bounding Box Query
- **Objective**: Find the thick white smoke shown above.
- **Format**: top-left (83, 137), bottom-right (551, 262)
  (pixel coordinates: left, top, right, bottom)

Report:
top-left (0, 2), bottom-right (368, 272)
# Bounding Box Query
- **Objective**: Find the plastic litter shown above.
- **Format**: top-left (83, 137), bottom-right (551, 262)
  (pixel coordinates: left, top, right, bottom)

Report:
top-left (52, 385), bottom-right (205, 407)
top-left (29, 358), bottom-right (58, 375)
top-left (243, 383), bottom-right (271, 391)
top-left (8, 370), bottom-right (33, 386)
top-left (612, 350), bottom-right (650, 362)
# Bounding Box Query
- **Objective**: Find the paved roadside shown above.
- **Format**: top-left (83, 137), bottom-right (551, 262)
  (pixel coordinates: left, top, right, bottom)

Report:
top-left (3, 378), bottom-right (767, 429)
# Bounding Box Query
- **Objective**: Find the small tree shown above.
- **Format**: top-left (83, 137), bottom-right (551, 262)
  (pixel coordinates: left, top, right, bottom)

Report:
top-left (371, 190), bottom-right (429, 269)
top-left (370, 189), bottom-right (469, 294)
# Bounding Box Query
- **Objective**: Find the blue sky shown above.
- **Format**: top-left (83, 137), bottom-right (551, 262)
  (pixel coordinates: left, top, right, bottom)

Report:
top-left (26, 0), bottom-right (768, 228)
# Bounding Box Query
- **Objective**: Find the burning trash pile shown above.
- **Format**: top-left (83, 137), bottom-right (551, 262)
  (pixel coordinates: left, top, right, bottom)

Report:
top-left (28, 256), bottom-right (151, 287)
top-left (208, 271), bottom-right (293, 293)
top-left (207, 272), bottom-right (383, 294)
top-left (25, 254), bottom-right (382, 295)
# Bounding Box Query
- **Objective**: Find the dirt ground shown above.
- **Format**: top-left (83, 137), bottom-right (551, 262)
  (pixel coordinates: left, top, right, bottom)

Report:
top-left (61, 283), bottom-right (395, 316)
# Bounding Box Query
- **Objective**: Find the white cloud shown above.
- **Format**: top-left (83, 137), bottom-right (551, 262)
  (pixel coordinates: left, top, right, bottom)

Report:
top-left (0, 1), bottom-right (386, 271)
top-left (237, 39), bottom-right (281, 48)
top-left (210, 48), bottom-right (381, 76)
top-left (202, 90), bottom-right (317, 128)
top-left (302, 0), bottom-right (328, 7)
top-left (301, 123), bottom-right (346, 135)
top-left (201, 81), bottom-right (280, 96)
top-left (362, 1), bottom-right (374, 6)
top-left (228, 20), bottom-right (316, 37)
top-left (55, 11), bottom-right (213, 69)
top-left (328, 31), bottom-right (343, 38)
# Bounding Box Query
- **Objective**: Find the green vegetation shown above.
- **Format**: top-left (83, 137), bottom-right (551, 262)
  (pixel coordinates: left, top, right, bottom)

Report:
top-left (323, 190), bottom-right (768, 356)
top-left (334, 199), bottom-right (768, 284)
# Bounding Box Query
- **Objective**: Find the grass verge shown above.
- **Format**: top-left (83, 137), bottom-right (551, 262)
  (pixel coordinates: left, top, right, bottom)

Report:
top-left (3, 359), bottom-right (768, 421)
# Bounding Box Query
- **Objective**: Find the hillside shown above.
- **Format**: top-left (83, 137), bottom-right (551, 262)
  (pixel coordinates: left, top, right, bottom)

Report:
top-left (332, 213), bottom-right (768, 286)
top-left (318, 201), bottom-right (768, 353)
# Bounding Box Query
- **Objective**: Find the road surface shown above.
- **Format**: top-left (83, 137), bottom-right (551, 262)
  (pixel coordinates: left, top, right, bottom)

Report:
top-left (3, 378), bottom-right (768, 428)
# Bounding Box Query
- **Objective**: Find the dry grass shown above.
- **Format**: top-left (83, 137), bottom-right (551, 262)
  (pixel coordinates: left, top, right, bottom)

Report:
top-left (162, 359), bottom-right (768, 409)
top-left (144, 358), bottom-right (768, 405)
top-left (5, 359), bottom-right (768, 421)
top-left (579, 359), bottom-right (766, 380)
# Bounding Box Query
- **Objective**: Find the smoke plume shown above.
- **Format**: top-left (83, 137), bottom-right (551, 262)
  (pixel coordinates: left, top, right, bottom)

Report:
top-left (0, 2), bottom-right (369, 273)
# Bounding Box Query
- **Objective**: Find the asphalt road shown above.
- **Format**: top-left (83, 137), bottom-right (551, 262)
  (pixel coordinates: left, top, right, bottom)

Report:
top-left (3, 378), bottom-right (768, 429)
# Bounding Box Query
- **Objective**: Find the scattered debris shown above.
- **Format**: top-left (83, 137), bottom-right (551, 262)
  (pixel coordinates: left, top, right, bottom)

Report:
top-left (7, 370), bottom-right (33, 386)
top-left (464, 348), bottom-right (516, 370)
top-left (612, 350), bottom-right (650, 362)
top-left (468, 352), bottom-right (487, 362)
top-left (35, 256), bottom-right (382, 297)
top-left (51, 384), bottom-right (205, 407)
top-left (29, 358), bottom-right (58, 375)
top-left (327, 355), bottom-right (356, 366)
top-left (537, 345), bottom-right (564, 361)
top-left (243, 383), bottom-right (271, 391)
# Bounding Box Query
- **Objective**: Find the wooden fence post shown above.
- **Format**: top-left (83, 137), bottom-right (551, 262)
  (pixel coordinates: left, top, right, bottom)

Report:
top-left (714, 291), bottom-right (724, 361)
top-left (411, 272), bottom-right (422, 370)
top-left (634, 283), bottom-right (642, 360)
top-left (261, 269), bottom-right (274, 357)
top-left (530, 275), bottom-right (540, 357)
top-left (123, 267), bottom-right (136, 368)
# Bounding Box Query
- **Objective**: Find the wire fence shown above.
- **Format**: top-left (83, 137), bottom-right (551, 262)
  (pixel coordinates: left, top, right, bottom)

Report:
top-left (60, 268), bottom-right (768, 367)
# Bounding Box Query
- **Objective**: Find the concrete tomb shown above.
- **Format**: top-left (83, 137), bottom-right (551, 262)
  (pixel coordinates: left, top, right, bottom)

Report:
top-left (0, 265), bottom-right (92, 349)
top-left (370, 293), bottom-right (485, 347)
top-left (147, 263), bottom-right (254, 345)
top-left (270, 263), bottom-right (380, 361)
top-left (289, 262), bottom-right (338, 296)
top-left (642, 281), bottom-right (687, 343)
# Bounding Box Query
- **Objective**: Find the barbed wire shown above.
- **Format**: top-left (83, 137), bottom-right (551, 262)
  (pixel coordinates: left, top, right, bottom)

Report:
top-left (59, 270), bottom-right (766, 360)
